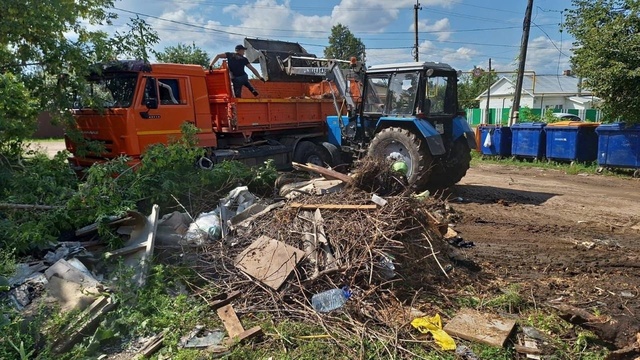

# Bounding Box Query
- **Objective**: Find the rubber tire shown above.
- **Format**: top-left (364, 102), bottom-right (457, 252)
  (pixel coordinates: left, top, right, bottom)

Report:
top-left (319, 141), bottom-right (342, 167)
top-left (367, 127), bottom-right (432, 190)
top-left (427, 139), bottom-right (471, 189)
top-left (293, 140), bottom-right (331, 167)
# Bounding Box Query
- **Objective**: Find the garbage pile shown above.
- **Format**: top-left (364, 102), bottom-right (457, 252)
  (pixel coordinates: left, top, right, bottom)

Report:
top-left (0, 158), bottom-right (472, 357)
top-left (187, 159), bottom-right (466, 350)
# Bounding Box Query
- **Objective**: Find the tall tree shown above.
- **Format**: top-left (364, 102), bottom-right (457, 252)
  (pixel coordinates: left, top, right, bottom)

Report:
top-left (565, 0), bottom-right (640, 123)
top-left (156, 43), bottom-right (209, 68)
top-left (458, 69), bottom-right (498, 109)
top-left (112, 16), bottom-right (160, 62)
top-left (324, 24), bottom-right (366, 62)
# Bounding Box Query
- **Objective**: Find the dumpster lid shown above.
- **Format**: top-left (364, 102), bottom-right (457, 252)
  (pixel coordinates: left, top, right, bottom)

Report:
top-left (596, 122), bottom-right (640, 131)
top-left (546, 121), bottom-right (599, 128)
top-left (511, 122), bottom-right (546, 128)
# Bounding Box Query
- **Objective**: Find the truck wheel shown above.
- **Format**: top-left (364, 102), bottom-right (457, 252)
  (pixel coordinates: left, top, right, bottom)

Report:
top-left (319, 141), bottom-right (342, 167)
top-left (427, 139), bottom-right (471, 189)
top-left (293, 141), bottom-right (331, 167)
top-left (367, 127), bottom-right (432, 190)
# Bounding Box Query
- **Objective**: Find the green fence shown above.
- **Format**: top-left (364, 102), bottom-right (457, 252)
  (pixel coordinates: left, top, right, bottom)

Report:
top-left (465, 108), bottom-right (601, 125)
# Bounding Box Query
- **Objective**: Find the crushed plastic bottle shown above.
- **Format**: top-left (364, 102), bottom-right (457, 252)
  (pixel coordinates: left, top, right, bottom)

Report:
top-left (311, 287), bottom-right (351, 313)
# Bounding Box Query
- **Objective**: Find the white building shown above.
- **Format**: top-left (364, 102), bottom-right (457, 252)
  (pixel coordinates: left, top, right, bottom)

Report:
top-left (475, 73), bottom-right (601, 122)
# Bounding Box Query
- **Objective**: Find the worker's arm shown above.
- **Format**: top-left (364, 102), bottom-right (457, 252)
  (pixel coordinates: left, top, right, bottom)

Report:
top-left (246, 63), bottom-right (265, 82)
top-left (209, 53), bottom-right (227, 68)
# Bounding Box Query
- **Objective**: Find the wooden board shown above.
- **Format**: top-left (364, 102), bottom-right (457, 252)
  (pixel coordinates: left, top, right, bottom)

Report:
top-left (291, 162), bottom-right (354, 184)
top-left (443, 308), bottom-right (516, 348)
top-left (217, 304), bottom-right (244, 338)
top-left (235, 236), bottom-right (305, 290)
top-left (223, 326), bottom-right (263, 346)
top-left (290, 203), bottom-right (377, 210)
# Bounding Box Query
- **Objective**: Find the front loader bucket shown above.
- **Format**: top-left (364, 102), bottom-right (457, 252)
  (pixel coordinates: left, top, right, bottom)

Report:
top-left (244, 38), bottom-right (323, 83)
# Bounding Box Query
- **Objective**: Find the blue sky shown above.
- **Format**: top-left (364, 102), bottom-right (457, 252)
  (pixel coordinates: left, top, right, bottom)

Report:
top-left (104, 0), bottom-right (574, 74)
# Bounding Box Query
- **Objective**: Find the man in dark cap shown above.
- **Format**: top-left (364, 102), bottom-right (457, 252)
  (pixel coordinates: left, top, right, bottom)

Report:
top-left (209, 45), bottom-right (265, 98)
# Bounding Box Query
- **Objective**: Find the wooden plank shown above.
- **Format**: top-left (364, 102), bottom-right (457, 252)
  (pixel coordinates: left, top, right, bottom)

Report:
top-left (291, 162), bottom-right (354, 184)
top-left (209, 291), bottom-right (241, 311)
top-left (290, 203), bottom-right (377, 210)
top-left (235, 236), bottom-right (305, 290)
top-left (443, 308), bottom-right (516, 348)
top-left (217, 304), bottom-right (244, 338)
top-left (223, 326), bottom-right (263, 347)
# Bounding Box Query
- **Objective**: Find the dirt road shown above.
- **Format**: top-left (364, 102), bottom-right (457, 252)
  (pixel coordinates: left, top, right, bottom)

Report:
top-left (450, 163), bottom-right (640, 319)
top-left (28, 140), bottom-right (66, 157)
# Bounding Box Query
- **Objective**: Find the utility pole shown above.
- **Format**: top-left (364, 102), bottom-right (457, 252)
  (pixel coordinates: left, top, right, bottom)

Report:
top-left (485, 58), bottom-right (492, 125)
top-left (414, 0), bottom-right (422, 62)
top-left (510, 0), bottom-right (534, 125)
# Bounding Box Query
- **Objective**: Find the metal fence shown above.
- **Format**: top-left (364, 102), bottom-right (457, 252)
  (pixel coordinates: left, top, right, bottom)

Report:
top-left (465, 108), bottom-right (603, 125)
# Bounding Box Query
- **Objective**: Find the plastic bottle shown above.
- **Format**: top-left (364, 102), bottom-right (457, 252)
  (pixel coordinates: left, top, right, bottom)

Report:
top-left (311, 287), bottom-right (351, 312)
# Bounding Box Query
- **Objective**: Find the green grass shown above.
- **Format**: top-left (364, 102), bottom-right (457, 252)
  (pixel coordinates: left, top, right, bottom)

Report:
top-left (471, 151), bottom-right (639, 178)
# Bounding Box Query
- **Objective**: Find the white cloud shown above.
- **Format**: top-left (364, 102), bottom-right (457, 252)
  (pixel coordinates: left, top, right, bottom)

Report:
top-left (410, 18), bottom-right (451, 41)
top-left (525, 36), bottom-right (572, 74)
top-left (417, 40), bottom-right (479, 69)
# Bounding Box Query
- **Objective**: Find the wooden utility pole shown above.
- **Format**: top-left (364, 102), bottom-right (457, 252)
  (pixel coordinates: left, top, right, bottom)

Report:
top-left (485, 58), bottom-right (492, 125)
top-left (414, 0), bottom-right (422, 62)
top-left (510, 0), bottom-right (534, 125)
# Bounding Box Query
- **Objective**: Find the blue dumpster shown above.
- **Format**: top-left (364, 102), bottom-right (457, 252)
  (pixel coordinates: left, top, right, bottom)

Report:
top-left (480, 126), bottom-right (512, 157)
top-left (595, 123), bottom-right (640, 173)
top-left (511, 122), bottom-right (546, 159)
top-left (545, 121), bottom-right (599, 162)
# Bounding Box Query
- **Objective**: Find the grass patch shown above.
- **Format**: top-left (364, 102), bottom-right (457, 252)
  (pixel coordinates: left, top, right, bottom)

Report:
top-left (471, 151), bottom-right (638, 178)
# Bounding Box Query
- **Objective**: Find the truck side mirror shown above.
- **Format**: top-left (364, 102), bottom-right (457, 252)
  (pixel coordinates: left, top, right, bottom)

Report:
top-left (146, 98), bottom-right (158, 109)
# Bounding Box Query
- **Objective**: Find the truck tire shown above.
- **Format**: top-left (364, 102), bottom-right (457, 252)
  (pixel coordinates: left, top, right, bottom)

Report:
top-left (319, 141), bottom-right (342, 167)
top-left (427, 139), bottom-right (471, 189)
top-left (367, 127), bottom-right (432, 190)
top-left (293, 140), bottom-right (331, 167)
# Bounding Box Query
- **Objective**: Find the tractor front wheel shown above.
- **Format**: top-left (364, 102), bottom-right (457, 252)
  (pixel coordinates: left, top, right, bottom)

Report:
top-left (367, 127), bottom-right (432, 190)
top-left (427, 138), bottom-right (471, 189)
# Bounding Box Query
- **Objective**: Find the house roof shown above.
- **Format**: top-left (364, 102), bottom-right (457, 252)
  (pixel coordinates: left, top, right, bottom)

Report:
top-left (476, 75), bottom-right (591, 99)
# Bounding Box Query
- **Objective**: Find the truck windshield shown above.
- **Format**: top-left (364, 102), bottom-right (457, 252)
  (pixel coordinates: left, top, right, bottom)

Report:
top-left (81, 73), bottom-right (138, 108)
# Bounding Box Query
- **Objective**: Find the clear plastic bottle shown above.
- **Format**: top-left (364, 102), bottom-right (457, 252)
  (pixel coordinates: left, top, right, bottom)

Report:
top-left (311, 287), bottom-right (351, 312)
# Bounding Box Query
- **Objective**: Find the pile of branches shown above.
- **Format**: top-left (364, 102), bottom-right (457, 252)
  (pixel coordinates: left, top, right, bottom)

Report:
top-left (193, 184), bottom-right (458, 357)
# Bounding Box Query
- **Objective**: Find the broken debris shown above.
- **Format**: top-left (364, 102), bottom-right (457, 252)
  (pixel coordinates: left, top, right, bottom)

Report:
top-left (235, 236), bottom-right (305, 290)
top-left (443, 308), bottom-right (516, 348)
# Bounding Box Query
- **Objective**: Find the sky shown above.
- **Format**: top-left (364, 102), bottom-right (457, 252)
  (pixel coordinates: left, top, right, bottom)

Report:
top-left (100, 0), bottom-right (575, 74)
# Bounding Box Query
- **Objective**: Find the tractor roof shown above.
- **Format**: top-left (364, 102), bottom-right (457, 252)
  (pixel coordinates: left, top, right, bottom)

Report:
top-left (367, 61), bottom-right (455, 74)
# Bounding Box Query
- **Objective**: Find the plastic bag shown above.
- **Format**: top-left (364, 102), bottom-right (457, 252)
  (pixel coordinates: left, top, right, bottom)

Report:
top-left (410, 314), bottom-right (456, 351)
top-left (483, 131), bottom-right (493, 148)
top-left (184, 211), bottom-right (222, 245)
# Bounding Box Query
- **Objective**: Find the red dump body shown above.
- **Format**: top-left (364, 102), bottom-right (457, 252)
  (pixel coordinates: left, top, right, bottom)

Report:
top-left (67, 63), bottom-right (343, 168)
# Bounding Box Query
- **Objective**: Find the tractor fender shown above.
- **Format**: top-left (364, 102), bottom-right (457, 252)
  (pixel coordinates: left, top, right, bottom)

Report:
top-left (452, 115), bottom-right (477, 150)
top-left (375, 117), bottom-right (446, 156)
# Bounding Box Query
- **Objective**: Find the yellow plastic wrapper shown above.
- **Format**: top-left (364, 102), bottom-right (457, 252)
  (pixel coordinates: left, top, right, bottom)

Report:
top-left (410, 314), bottom-right (456, 351)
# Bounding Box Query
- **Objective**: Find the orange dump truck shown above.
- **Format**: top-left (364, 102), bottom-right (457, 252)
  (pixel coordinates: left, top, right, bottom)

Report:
top-left (67, 60), bottom-right (345, 170)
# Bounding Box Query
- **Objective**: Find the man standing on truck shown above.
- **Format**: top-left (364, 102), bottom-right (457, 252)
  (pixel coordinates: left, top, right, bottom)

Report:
top-left (209, 45), bottom-right (265, 98)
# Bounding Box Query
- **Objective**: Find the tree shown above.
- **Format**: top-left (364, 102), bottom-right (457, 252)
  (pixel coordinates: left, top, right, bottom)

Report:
top-left (457, 68), bottom-right (498, 109)
top-left (565, 0), bottom-right (640, 123)
top-left (324, 24), bottom-right (366, 62)
top-left (156, 43), bottom-right (209, 68)
top-left (112, 16), bottom-right (160, 63)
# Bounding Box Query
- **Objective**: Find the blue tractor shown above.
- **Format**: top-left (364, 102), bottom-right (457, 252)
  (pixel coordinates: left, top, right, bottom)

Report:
top-left (246, 39), bottom-right (477, 190)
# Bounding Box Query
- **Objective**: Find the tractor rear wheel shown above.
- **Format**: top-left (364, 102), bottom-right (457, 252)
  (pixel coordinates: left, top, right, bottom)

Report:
top-left (367, 127), bottom-right (432, 190)
top-left (427, 138), bottom-right (471, 189)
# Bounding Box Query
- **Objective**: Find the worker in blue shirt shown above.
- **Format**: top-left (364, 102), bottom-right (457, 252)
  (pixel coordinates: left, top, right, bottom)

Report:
top-left (209, 45), bottom-right (265, 98)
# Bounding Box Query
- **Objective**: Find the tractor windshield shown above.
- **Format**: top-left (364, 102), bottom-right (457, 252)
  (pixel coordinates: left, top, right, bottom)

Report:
top-left (425, 75), bottom-right (456, 115)
top-left (75, 73), bottom-right (138, 109)
top-left (387, 72), bottom-right (420, 116)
